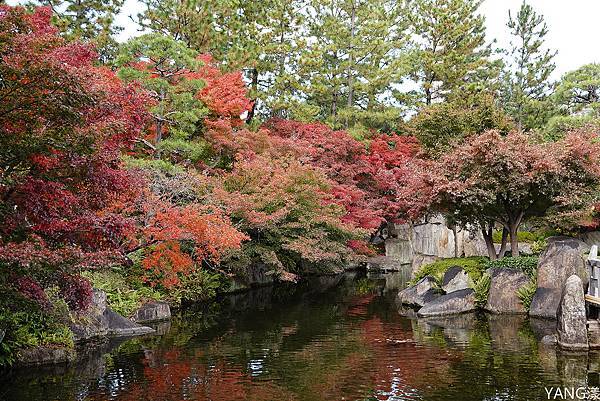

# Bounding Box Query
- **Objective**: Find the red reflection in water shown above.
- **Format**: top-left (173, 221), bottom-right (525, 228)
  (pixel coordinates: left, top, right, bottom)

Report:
top-left (88, 294), bottom-right (462, 401)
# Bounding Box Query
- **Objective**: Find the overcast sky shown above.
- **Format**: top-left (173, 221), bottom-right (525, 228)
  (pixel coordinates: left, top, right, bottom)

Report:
top-left (9, 0), bottom-right (599, 79)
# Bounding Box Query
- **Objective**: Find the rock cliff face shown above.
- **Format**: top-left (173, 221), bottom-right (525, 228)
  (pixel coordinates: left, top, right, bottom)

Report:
top-left (381, 215), bottom-right (487, 275)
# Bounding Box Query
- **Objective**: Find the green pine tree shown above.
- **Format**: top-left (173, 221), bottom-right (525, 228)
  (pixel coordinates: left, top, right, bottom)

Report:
top-left (297, 0), bottom-right (412, 132)
top-left (408, 0), bottom-right (500, 106)
top-left (501, 0), bottom-right (557, 130)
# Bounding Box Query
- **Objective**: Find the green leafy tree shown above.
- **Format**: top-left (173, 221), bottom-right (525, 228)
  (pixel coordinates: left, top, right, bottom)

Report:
top-left (501, 1), bottom-right (557, 130)
top-left (134, 0), bottom-right (300, 123)
top-left (408, 92), bottom-right (513, 154)
top-left (408, 0), bottom-right (500, 106)
top-left (553, 63), bottom-right (600, 115)
top-left (406, 130), bottom-right (600, 259)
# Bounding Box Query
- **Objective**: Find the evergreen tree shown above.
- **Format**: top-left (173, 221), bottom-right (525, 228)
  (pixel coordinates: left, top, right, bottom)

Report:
top-left (134, 0), bottom-right (301, 123)
top-left (502, 1), bottom-right (557, 130)
top-left (298, 0), bottom-right (411, 131)
top-left (408, 0), bottom-right (499, 106)
top-left (116, 34), bottom-right (208, 157)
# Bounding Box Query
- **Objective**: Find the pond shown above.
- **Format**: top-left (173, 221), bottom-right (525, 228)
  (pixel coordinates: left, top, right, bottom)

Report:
top-left (1, 271), bottom-right (599, 401)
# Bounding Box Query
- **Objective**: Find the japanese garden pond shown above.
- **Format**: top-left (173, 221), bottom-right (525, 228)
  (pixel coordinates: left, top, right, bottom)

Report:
top-left (1, 271), bottom-right (599, 401)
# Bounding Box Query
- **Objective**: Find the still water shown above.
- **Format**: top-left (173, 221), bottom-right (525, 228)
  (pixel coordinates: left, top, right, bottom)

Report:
top-left (1, 271), bottom-right (599, 401)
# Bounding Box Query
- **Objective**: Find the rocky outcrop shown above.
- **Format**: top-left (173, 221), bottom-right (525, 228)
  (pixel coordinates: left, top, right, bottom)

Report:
top-left (70, 289), bottom-right (154, 342)
top-left (104, 309), bottom-right (155, 337)
top-left (557, 275), bottom-right (589, 351)
top-left (412, 215), bottom-right (457, 259)
top-left (529, 236), bottom-right (589, 319)
top-left (16, 346), bottom-right (76, 366)
top-left (485, 268), bottom-right (530, 314)
top-left (441, 267), bottom-right (469, 293)
top-left (227, 263), bottom-right (275, 292)
top-left (417, 288), bottom-right (476, 317)
top-left (386, 217), bottom-right (488, 277)
top-left (396, 276), bottom-right (440, 307)
top-left (132, 301), bottom-right (171, 323)
top-left (69, 290), bottom-right (109, 341)
top-left (366, 255), bottom-right (406, 272)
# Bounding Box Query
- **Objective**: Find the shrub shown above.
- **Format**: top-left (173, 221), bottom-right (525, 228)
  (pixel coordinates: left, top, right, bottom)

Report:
top-left (58, 274), bottom-right (94, 312)
top-left (517, 280), bottom-right (537, 311)
top-left (484, 256), bottom-right (539, 279)
top-left (411, 257), bottom-right (488, 285)
top-left (473, 272), bottom-right (491, 308)
top-left (82, 270), bottom-right (163, 317)
top-left (175, 269), bottom-right (223, 303)
top-left (0, 287), bottom-right (74, 367)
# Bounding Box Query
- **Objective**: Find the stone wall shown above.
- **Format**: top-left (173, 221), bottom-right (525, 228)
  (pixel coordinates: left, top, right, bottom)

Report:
top-left (383, 215), bottom-right (488, 276)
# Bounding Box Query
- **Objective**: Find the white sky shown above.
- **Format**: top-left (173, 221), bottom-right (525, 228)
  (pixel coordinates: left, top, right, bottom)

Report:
top-left (8, 0), bottom-right (600, 79)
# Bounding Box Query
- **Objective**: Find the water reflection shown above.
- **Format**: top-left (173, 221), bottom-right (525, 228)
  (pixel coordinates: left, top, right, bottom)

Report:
top-left (0, 272), bottom-right (597, 401)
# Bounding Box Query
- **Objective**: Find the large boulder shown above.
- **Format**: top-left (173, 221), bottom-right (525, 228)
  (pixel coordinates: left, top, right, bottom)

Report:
top-left (396, 276), bottom-right (440, 307)
top-left (16, 346), bottom-right (76, 366)
top-left (69, 289), bottom-right (109, 341)
top-left (441, 267), bottom-right (469, 293)
top-left (417, 288), bottom-right (476, 317)
top-left (366, 255), bottom-right (406, 272)
top-left (557, 275), bottom-right (589, 350)
top-left (69, 289), bottom-right (154, 342)
top-left (579, 231), bottom-right (600, 248)
top-left (485, 268), bottom-right (530, 314)
top-left (104, 309), bottom-right (155, 337)
top-left (529, 236), bottom-right (589, 319)
top-left (132, 301), bottom-right (171, 323)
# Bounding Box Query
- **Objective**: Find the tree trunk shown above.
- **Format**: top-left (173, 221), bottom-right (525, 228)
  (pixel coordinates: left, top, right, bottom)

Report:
top-left (509, 223), bottom-right (519, 257)
top-left (498, 227), bottom-right (509, 258)
top-left (346, 1), bottom-right (356, 129)
top-left (246, 68), bottom-right (259, 124)
top-left (481, 227), bottom-right (497, 260)
top-left (425, 87), bottom-right (432, 105)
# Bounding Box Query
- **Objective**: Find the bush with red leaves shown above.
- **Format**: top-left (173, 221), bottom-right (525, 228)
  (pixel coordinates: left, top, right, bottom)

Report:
top-left (13, 276), bottom-right (51, 310)
top-left (58, 274), bottom-right (94, 311)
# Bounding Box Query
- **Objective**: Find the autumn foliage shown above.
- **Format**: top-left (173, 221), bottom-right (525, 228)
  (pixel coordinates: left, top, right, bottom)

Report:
top-left (0, 6), bottom-right (245, 305)
top-left (0, 6), bottom-right (147, 300)
top-left (403, 129), bottom-right (600, 258)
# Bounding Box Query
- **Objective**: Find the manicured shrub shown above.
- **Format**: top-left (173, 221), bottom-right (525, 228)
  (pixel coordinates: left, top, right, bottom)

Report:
top-left (411, 257), bottom-right (488, 285)
top-left (484, 256), bottom-right (539, 279)
top-left (491, 231), bottom-right (541, 243)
